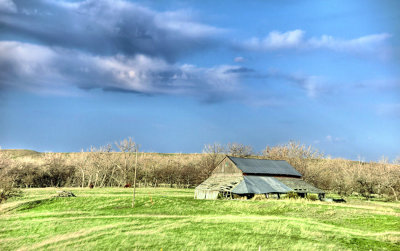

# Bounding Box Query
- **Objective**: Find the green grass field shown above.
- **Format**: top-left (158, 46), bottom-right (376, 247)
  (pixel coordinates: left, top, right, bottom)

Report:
top-left (0, 188), bottom-right (399, 250)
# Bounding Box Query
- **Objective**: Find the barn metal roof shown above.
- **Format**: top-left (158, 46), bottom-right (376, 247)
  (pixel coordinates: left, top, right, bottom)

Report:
top-left (232, 176), bottom-right (293, 194)
top-left (276, 177), bottom-right (324, 194)
top-left (195, 175), bottom-right (324, 195)
top-left (228, 156), bottom-right (302, 177)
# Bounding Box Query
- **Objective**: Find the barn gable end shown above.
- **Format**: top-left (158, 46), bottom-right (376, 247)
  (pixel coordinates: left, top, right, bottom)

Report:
top-left (212, 156), bottom-right (242, 175)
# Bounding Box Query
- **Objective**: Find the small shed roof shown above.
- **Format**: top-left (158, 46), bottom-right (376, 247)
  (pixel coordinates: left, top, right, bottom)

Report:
top-left (232, 176), bottom-right (293, 194)
top-left (228, 156), bottom-right (302, 177)
top-left (276, 177), bottom-right (324, 194)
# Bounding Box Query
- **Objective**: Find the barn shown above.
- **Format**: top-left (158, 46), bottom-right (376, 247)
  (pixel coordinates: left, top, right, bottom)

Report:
top-left (195, 156), bottom-right (324, 200)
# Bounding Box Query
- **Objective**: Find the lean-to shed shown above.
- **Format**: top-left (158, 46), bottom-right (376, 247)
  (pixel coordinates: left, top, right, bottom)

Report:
top-left (195, 156), bottom-right (324, 200)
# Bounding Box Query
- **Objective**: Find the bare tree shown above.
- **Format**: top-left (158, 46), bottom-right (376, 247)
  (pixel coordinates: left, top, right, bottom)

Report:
top-left (115, 138), bottom-right (138, 185)
top-left (0, 149), bottom-right (21, 203)
top-left (262, 141), bottom-right (323, 176)
top-left (86, 145), bottom-right (115, 188)
top-left (115, 137), bottom-right (139, 207)
top-left (262, 141), bottom-right (323, 160)
top-left (200, 143), bottom-right (225, 180)
top-left (133, 146), bottom-right (138, 207)
top-left (227, 143), bottom-right (253, 157)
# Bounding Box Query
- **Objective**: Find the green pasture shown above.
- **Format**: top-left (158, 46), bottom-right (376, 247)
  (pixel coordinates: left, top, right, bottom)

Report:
top-left (0, 188), bottom-right (399, 250)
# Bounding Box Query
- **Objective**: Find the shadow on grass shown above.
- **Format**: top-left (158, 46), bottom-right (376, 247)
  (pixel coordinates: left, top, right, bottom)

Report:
top-left (16, 199), bottom-right (52, 211)
top-left (0, 197), bottom-right (54, 215)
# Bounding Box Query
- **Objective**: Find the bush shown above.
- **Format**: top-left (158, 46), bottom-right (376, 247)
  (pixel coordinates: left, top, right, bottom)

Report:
top-left (287, 192), bottom-right (299, 199)
top-left (307, 194), bottom-right (318, 201)
top-left (0, 183), bottom-right (22, 203)
top-left (251, 194), bottom-right (267, 201)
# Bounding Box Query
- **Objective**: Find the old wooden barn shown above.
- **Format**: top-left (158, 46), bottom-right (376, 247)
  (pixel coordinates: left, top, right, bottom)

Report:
top-left (195, 156), bottom-right (324, 200)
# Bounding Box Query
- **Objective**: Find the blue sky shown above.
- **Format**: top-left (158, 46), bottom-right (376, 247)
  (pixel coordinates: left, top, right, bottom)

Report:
top-left (0, 0), bottom-right (399, 161)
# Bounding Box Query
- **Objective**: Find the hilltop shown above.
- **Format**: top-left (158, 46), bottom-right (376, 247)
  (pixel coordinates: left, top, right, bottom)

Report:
top-left (0, 149), bottom-right (41, 158)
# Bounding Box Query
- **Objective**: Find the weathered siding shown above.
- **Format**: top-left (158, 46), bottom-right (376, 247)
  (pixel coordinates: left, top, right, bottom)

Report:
top-left (194, 189), bottom-right (219, 200)
top-left (212, 157), bottom-right (242, 175)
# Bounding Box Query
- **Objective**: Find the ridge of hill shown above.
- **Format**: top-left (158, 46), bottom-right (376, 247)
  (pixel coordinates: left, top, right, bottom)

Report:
top-left (0, 149), bottom-right (41, 158)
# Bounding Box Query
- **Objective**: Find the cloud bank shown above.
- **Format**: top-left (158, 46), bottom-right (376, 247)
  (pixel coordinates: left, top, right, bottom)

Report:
top-left (0, 0), bottom-right (247, 101)
top-left (0, 0), bottom-right (394, 103)
top-left (0, 0), bottom-right (223, 61)
top-left (0, 41), bottom-right (245, 101)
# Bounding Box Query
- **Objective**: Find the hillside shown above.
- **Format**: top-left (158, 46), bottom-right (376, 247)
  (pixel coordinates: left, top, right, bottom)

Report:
top-left (0, 187), bottom-right (399, 250)
top-left (0, 149), bottom-right (41, 158)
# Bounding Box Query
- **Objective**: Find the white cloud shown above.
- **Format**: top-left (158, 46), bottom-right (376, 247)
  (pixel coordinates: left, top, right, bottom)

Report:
top-left (0, 41), bottom-right (62, 93)
top-left (245, 30), bottom-right (305, 50)
top-left (308, 33), bottom-right (391, 59)
top-left (266, 70), bottom-right (330, 98)
top-left (243, 29), bottom-right (391, 59)
top-left (234, 56), bottom-right (245, 62)
top-left (155, 10), bottom-right (224, 38)
top-left (325, 135), bottom-right (346, 143)
top-left (0, 0), bottom-right (17, 13)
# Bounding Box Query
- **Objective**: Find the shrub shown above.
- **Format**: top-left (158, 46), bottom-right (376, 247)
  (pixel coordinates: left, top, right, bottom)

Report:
top-left (251, 194), bottom-right (267, 201)
top-left (0, 183), bottom-right (22, 203)
top-left (307, 194), bottom-right (318, 201)
top-left (287, 192), bottom-right (299, 199)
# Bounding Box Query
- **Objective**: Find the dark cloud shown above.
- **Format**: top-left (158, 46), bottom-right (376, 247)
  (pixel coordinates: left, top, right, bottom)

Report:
top-left (0, 1), bottom-right (250, 102)
top-left (1, 0), bottom-right (223, 62)
top-left (102, 87), bottom-right (152, 96)
top-left (224, 67), bottom-right (254, 74)
top-left (0, 41), bottom-right (243, 101)
top-left (0, 0), bottom-right (336, 104)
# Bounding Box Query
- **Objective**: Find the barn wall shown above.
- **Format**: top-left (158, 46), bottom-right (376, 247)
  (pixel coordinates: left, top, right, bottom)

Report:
top-left (194, 189), bottom-right (219, 200)
top-left (212, 157), bottom-right (242, 175)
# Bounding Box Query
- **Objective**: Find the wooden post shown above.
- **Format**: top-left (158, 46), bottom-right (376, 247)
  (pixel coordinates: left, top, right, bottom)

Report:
top-left (132, 147), bottom-right (138, 208)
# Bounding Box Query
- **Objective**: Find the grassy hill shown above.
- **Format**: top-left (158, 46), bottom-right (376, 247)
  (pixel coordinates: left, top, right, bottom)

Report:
top-left (0, 149), bottom-right (41, 158)
top-left (0, 188), bottom-right (399, 250)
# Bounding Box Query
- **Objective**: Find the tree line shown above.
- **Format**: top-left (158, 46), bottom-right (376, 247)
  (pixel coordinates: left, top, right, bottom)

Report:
top-left (1, 140), bottom-right (399, 202)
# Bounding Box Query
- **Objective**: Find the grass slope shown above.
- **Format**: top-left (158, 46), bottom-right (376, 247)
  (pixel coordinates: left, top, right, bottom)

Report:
top-left (0, 188), bottom-right (399, 250)
top-left (0, 149), bottom-right (41, 158)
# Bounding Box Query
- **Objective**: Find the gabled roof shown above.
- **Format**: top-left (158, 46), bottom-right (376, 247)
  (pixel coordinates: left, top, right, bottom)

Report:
top-left (228, 156), bottom-right (302, 177)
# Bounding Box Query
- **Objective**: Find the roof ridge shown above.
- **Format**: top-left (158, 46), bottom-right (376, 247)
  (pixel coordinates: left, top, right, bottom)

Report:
top-left (228, 156), bottom-right (289, 161)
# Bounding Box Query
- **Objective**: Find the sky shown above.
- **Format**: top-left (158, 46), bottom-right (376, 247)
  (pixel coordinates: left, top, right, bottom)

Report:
top-left (0, 0), bottom-right (399, 161)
